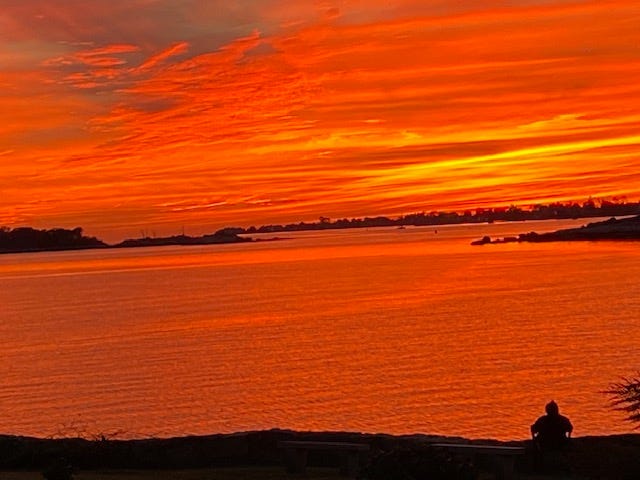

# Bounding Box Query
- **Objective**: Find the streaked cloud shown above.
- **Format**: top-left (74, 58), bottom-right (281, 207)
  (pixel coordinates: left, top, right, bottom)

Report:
top-left (1, 0), bottom-right (640, 241)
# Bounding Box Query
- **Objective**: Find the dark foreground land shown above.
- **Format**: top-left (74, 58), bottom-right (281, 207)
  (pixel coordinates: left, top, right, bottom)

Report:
top-left (472, 215), bottom-right (640, 245)
top-left (1, 430), bottom-right (639, 479)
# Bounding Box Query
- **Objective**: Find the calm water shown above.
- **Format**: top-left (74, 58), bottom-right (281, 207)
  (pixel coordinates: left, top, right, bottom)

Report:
top-left (1, 219), bottom-right (639, 440)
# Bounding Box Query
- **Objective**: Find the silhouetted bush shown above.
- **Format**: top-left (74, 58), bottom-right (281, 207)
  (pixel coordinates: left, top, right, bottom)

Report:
top-left (606, 374), bottom-right (640, 426)
top-left (364, 445), bottom-right (476, 480)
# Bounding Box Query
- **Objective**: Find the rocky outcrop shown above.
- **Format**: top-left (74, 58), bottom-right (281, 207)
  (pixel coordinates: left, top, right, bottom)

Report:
top-left (472, 215), bottom-right (640, 245)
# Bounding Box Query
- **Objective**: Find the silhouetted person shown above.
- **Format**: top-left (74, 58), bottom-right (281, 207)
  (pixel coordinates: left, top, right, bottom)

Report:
top-left (531, 400), bottom-right (573, 472)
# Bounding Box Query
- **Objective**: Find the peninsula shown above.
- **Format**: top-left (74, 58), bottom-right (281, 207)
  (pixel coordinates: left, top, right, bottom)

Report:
top-left (0, 227), bottom-right (250, 254)
top-left (472, 215), bottom-right (640, 245)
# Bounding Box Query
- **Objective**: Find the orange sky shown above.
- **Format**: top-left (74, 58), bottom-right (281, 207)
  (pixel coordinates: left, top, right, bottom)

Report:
top-left (2, 0), bottom-right (640, 242)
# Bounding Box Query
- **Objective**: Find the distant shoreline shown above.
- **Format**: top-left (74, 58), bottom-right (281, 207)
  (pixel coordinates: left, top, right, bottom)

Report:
top-left (3, 210), bottom-right (640, 256)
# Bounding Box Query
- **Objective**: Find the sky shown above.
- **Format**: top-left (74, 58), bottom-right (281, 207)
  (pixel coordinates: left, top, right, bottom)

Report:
top-left (1, 0), bottom-right (640, 242)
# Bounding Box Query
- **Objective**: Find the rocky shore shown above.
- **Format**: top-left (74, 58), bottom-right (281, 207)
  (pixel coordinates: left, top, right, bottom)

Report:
top-left (2, 429), bottom-right (640, 478)
top-left (472, 215), bottom-right (640, 245)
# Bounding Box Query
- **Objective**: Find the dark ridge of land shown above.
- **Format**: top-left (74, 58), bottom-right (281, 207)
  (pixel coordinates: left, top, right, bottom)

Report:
top-left (1, 429), bottom-right (639, 479)
top-left (237, 199), bottom-right (640, 234)
top-left (0, 227), bottom-right (252, 254)
top-left (472, 215), bottom-right (640, 245)
top-left (113, 230), bottom-right (252, 249)
top-left (0, 227), bottom-right (106, 254)
top-left (3, 200), bottom-right (640, 254)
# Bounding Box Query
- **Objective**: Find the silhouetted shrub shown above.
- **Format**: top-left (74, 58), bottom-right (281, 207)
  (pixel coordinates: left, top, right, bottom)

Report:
top-left (364, 445), bottom-right (476, 480)
top-left (606, 374), bottom-right (640, 426)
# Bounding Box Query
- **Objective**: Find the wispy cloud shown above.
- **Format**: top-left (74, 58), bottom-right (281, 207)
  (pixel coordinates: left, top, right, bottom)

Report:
top-left (1, 0), bottom-right (640, 240)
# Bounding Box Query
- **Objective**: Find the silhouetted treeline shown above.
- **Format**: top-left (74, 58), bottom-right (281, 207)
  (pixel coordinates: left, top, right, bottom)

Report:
top-left (0, 227), bottom-right (106, 253)
top-left (233, 199), bottom-right (640, 234)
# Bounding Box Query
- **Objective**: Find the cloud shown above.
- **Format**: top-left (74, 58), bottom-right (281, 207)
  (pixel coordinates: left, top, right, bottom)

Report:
top-left (136, 42), bottom-right (190, 71)
top-left (2, 0), bottom-right (640, 239)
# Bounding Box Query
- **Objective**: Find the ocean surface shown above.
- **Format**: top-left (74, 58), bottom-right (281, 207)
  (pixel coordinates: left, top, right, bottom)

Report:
top-left (1, 218), bottom-right (639, 440)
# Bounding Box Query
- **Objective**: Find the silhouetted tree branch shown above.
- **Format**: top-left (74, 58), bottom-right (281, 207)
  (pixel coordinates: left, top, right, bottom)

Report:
top-left (605, 374), bottom-right (640, 427)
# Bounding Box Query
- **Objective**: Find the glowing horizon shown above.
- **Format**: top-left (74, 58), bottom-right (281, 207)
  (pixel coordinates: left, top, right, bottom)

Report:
top-left (2, 0), bottom-right (640, 242)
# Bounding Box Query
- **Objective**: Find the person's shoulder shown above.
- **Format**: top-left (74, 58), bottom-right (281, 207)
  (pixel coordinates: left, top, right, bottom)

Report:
top-left (560, 414), bottom-right (573, 424)
top-left (558, 414), bottom-right (573, 428)
top-left (533, 415), bottom-right (547, 426)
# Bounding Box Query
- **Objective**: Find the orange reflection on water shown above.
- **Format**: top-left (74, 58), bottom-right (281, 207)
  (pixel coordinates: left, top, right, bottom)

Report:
top-left (1, 222), bottom-right (639, 440)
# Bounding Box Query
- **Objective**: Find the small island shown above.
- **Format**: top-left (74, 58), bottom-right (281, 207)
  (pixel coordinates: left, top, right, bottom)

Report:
top-left (472, 215), bottom-right (640, 245)
top-left (113, 228), bottom-right (252, 249)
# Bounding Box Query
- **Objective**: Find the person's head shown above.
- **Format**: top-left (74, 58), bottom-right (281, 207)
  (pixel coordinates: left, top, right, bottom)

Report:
top-left (545, 400), bottom-right (559, 415)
